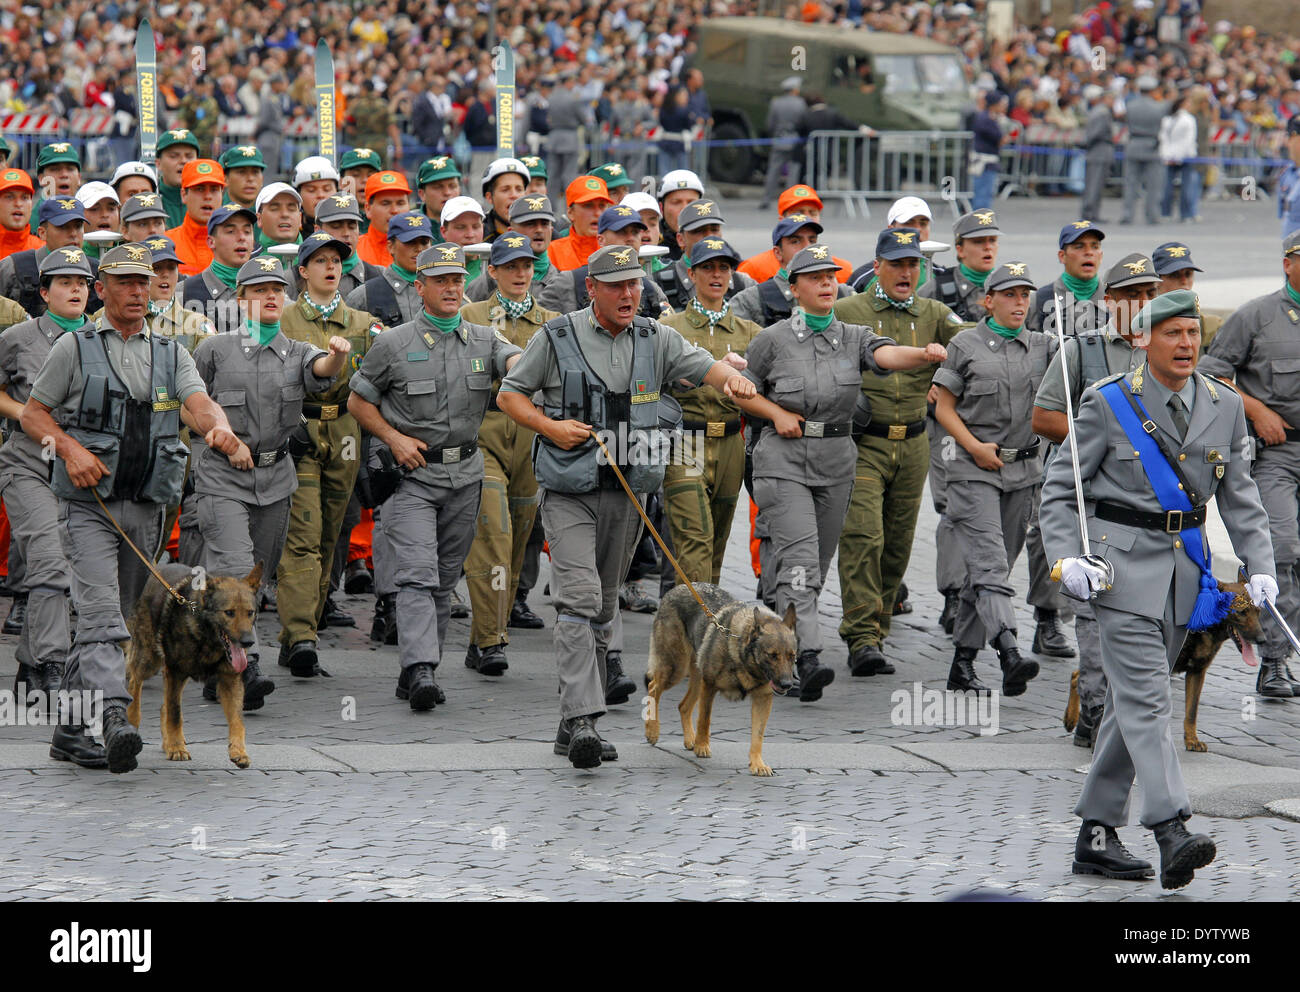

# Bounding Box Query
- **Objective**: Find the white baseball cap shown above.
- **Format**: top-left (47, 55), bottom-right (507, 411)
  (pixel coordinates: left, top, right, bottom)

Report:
top-left (75, 181), bottom-right (119, 209)
top-left (255, 181), bottom-right (303, 213)
top-left (887, 195), bottom-right (933, 226)
top-left (109, 161), bottom-right (157, 190)
top-left (621, 191), bottom-right (661, 216)
top-left (293, 155), bottom-right (341, 187)
top-left (658, 169), bottom-right (704, 199)
top-left (440, 195), bottom-right (486, 225)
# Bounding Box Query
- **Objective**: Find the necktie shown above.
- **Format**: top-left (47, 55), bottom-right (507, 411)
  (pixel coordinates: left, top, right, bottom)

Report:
top-left (1168, 394), bottom-right (1189, 441)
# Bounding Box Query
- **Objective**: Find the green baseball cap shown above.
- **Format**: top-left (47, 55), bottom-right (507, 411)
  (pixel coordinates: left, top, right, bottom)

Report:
top-left (520, 155), bottom-right (548, 179)
top-left (340, 147), bottom-right (383, 172)
top-left (219, 145), bottom-right (267, 171)
top-left (417, 154), bottom-right (462, 186)
top-left (588, 162), bottom-right (632, 190)
top-left (157, 128), bottom-right (201, 153)
top-left (36, 142), bottom-right (81, 170)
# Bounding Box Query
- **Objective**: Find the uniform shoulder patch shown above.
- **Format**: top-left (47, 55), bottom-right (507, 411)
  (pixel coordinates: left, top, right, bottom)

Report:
top-left (370, 322), bottom-right (384, 336)
top-left (494, 329), bottom-right (510, 344)
top-left (1200, 372), bottom-right (1236, 395)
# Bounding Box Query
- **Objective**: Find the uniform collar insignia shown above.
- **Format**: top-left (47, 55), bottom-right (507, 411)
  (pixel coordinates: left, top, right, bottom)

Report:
top-left (1130, 362), bottom-right (1144, 394)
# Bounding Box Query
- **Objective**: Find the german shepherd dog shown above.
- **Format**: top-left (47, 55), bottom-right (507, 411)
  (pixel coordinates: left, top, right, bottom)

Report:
top-left (125, 562), bottom-right (262, 769)
top-left (644, 583), bottom-right (797, 776)
top-left (1063, 581), bottom-right (1263, 752)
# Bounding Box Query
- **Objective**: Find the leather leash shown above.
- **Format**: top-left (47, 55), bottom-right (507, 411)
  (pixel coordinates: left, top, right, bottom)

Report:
top-left (92, 489), bottom-right (196, 612)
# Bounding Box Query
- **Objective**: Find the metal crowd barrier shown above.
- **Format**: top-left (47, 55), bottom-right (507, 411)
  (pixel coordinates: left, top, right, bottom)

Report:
top-left (801, 129), bottom-right (973, 218)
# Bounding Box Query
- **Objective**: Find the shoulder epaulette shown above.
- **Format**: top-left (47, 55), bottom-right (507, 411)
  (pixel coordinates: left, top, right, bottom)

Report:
top-left (1199, 371), bottom-right (1236, 395)
top-left (1093, 371), bottom-right (1126, 387)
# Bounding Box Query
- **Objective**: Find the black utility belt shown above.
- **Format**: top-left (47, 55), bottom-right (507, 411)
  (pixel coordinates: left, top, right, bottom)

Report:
top-left (861, 419), bottom-right (926, 441)
top-left (253, 442), bottom-right (291, 468)
top-left (1095, 500), bottom-right (1206, 534)
top-left (997, 439), bottom-right (1041, 463)
top-left (427, 441), bottom-right (478, 464)
top-left (1284, 428), bottom-right (1300, 443)
top-left (682, 418), bottom-right (742, 438)
top-left (302, 402), bottom-right (343, 421)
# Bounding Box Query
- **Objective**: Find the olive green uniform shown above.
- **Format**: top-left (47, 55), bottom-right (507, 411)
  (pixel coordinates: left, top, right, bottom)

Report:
top-left (460, 295), bottom-right (558, 650)
top-left (276, 296), bottom-right (379, 648)
top-left (660, 307), bottom-right (761, 584)
top-left (831, 291), bottom-right (962, 651)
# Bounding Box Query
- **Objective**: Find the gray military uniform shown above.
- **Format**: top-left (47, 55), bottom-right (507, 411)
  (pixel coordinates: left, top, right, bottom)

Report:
top-left (1121, 94), bottom-right (1168, 226)
top-left (1200, 286), bottom-right (1300, 661)
top-left (0, 246), bottom-right (49, 305)
top-left (742, 315), bottom-right (894, 652)
top-left (729, 271), bottom-right (851, 327)
top-left (1026, 275), bottom-right (1107, 336)
top-left (538, 264), bottom-right (674, 318)
top-left (546, 84), bottom-right (594, 197)
top-left (345, 265), bottom-right (423, 328)
top-left (464, 257), bottom-right (566, 304)
top-left (498, 307), bottom-right (714, 720)
top-left (184, 267), bottom-right (241, 334)
top-left (29, 320), bottom-right (206, 705)
top-left (1082, 102), bottom-right (1115, 221)
top-left (932, 321), bottom-right (1053, 650)
top-left (763, 92), bottom-right (808, 203)
top-left (1034, 325), bottom-right (1140, 711)
top-left (653, 257), bottom-right (756, 311)
top-left (350, 315), bottom-right (520, 674)
top-left (1041, 364), bottom-right (1273, 827)
top-left (181, 329), bottom-right (331, 662)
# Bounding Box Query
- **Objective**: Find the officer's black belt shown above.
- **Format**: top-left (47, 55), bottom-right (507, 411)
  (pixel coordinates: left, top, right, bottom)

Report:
top-left (1283, 428), bottom-right (1300, 443)
top-left (682, 418), bottom-right (742, 437)
top-left (998, 439), bottom-right (1041, 463)
top-left (861, 419), bottom-right (926, 440)
top-left (799, 420), bottom-right (852, 438)
top-left (302, 402), bottom-right (342, 421)
top-left (253, 442), bottom-right (291, 468)
top-left (427, 441), bottom-right (478, 464)
top-left (1095, 500), bottom-right (1207, 534)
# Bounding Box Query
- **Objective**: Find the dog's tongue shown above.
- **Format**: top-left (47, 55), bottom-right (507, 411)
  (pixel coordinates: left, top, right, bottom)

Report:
top-left (1240, 639), bottom-right (1259, 669)
top-left (228, 642), bottom-right (249, 674)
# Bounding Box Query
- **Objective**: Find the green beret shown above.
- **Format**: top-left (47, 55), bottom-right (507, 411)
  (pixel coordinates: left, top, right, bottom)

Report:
top-left (1129, 289), bottom-right (1201, 337)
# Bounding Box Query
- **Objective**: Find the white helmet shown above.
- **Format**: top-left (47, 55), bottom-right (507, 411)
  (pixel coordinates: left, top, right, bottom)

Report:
top-left (658, 169), bottom-right (704, 199)
top-left (293, 156), bottom-right (341, 187)
top-left (481, 157), bottom-right (530, 197)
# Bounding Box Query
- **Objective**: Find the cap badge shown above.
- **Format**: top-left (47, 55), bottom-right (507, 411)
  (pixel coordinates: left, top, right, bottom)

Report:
top-left (49, 142), bottom-right (71, 153)
top-left (585, 178), bottom-right (601, 191)
top-left (1165, 245), bottom-right (1188, 258)
top-left (1070, 220), bottom-right (1092, 229)
top-left (893, 232), bottom-right (916, 244)
top-left (1123, 259), bottom-right (1148, 274)
top-left (809, 245), bottom-right (829, 259)
top-left (606, 164), bottom-right (623, 175)
top-left (1006, 262), bottom-right (1026, 276)
top-left (437, 245), bottom-right (460, 260)
top-left (526, 196), bottom-right (546, 210)
top-left (406, 214), bottom-right (424, 226)
top-left (60, 248), bottom-right (83, 263)
top-left (504, 235), bottom-right (526, 248)
top-left (138, 193), bottom-right (158, 206)
top-left (703, 239), bottom-right (724, 251)
top-left (615, 206), bottom-right (633, 216)
top-left (610, 248), bottom-right (633, 265)
top-left (238, 145), bottom-right (258, 157)
top-left (258, 257), bottom-right (277, 271)
top-left (124, 245), bottom-right (147, 261)
top-left (58, 199), bottom-right (77, 209)
top-left (974, 210), bottom-right (995, 225)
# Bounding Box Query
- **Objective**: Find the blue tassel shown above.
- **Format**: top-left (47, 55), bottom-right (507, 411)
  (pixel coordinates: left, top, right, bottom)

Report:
top-left (1187, 572), bottom-right (1233, 632)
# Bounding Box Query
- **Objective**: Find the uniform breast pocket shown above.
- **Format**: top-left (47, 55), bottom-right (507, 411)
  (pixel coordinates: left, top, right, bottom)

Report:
top-left (1271, 358), bottom-right (1300, 395)
top-left (1107, 442), bottom-right (1146, 488)
top-left (771, 376), bottom-right (805, 415)
top-left (961, 378), bottom-right (1001, 427)
top-left (280, 383), bottom-right (305, 432)
top-left (216, 389), bottom-right (248, 436)
top-left (403, 377), bottom-right (439, 419)
top-left (1202, 439), bottom-right (1231, 489)
top-left (833, 360), bottom-right (863, 387)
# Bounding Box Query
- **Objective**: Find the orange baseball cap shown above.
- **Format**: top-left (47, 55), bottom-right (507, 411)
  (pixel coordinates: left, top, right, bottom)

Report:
top-left (365, 170), bottom-right (413, 202)
top-left (778, 184), bottom-right (823, 216)
top-left (181, 159), bottom-right (226, 189)
top-left (566, 175), bottom-right (611, 207)
top-left (0, 168), bottom-right (34, 195)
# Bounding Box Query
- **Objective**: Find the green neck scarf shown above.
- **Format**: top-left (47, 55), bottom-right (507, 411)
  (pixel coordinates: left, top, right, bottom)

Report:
top-left (496, 291), bottom-right (533, 320)
top-left (649, 255), bottom-right (669, 274)
top-left (1061, 270), bottom-right (1099, 302)
top-left (422, 311), bottom-right (461, 334)
top-left (392, 263), bottom-right (418, 284)
top-left (777, 268), bottom-right (789, 282)
top-left (83, 240), bottom-right (102, 260)
top-left (257, 229), bottom-right (302, 250)
top-left (47, 312), bottom-right (87, 334)
top-left (987, 317), bottom-right (1021, 340)
top-left (303, 291), bottom-right (343, 321)
top-left (874, 280), bottom-right (913, 311)
top-left (340, 252), bottom-right (360, 275)
top-left (243, 318), bottom-right (280, 346)
top-left (959, 262), bottom-right (991, 288)
top-left (1286, 282), bottom-right (1300, 309)
top-left (466, 257), bottom-right (482, 282)
top-left (798, 308), bottom-right (833, 333)
top-left (211, 259), bottom-right (241, 290)
top-left (532, 254), bottom-right (551, 281)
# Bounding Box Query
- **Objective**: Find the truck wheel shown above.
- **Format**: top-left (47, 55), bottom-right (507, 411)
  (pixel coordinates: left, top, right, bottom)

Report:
top-left (708, 121), bottom-right (756, 186)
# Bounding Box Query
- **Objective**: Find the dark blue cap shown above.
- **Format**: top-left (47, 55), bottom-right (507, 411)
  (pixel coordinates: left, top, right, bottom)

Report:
top-left (771, 212), bottom-right (823, 245)
top-left (297, 230), bottom-right (352, 266)
top-left (1058, 219), bottom-right (1105, 248)
top-left (875, 226), bottom-right (924, 261)
top-left (597, 204), bottom-right (646, 234)
top-left (490, 233), bottom-right (536, 266)
top-left (141, 235), bottom-right (180, 265)
top-left (207, 203), bottom-right (257, 233)
top-left (387, 210), bottom-right (434, 242)
top-left (38, 195), bottom-right (84, 226)
top-left (687, 237), bottom-right (741, 268)
top-left (1152, 241), bottom-right (1203, 275)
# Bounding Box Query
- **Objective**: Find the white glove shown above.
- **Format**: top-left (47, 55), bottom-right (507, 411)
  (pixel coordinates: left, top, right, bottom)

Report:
top-left (1247, 574), bottom-right (1279, 608)
top-left (1060, 557), bottom-right (1108, 600)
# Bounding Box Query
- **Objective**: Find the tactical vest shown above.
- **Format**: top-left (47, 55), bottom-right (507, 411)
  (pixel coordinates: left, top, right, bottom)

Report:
top-left (14, 251), bottom-right (102, 318)
top-left (757, 278), bottom-right (794, 326)
top-left (933, 265), bottom-right (977, 322)
top-left (531, 314), bottom-right (681, 494)
top-left (654, 261), bottom-right (747, 310)
top-left (572, 268), bottom-right (665, 320)
top-left (361, 274), bottom-right (403, 327)
top-left (50, 323), bottom-right (188, 505)
top-left (183, 274), bottom-right (240, 334)
top-left (1076, 331), bottom-right (1113, 389)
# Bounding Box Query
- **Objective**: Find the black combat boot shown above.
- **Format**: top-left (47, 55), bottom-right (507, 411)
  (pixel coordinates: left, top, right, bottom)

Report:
top-left (1151, 816), bottom-right (1216, 890)
top-left (938, 590), bottom-right (960, 636)
top-left (101, 703), bottom-right (143, 774)
top-left (796, 649), bottom-right (834, 702)
top-left (557, 715), bottom-right (602, 768)
top-left (848, 643), bottom-right (894, 676)
top-left (1074, 703), bottom-right (1103, 748)
top-left (508, 592), bottom-right (545, 629)
top-left (1072, 820), bottom-right (1154, 880)
top-left (4, 592), bottom-right (26, 635)
top-left (370, 593), bottom-right (398, 644)
top-left (1257, 658), bottom-right (1293, 699)
top-left (49, 725), bottom-right (107, 768)
top-left (465, 643), bottom-right (509, 676)
top-left (318, 597), bottom-right (355, 630)
top-left (398, 663), bottom-right (440, 711)
top-left (1284, 660), bottom-right (1300, 697)
top-left (286, 641), bottom-right (319, 679)
top-left (1031, 608), bottom-right (1076, 658)
top-left (947, 645), bottom-right (991, 694)
top-left (344, 560), bottom-right (373, 594)
top-left (555, 718), bottom-right (617, 761)
top-left (994, 630), bottom-right (1039, 697)
top-left (604, 650), bottom-right (636, 704)
top-left (241, 657), bottom-right (276, 710)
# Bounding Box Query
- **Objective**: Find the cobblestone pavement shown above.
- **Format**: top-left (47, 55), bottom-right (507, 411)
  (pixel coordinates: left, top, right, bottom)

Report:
top-left (3, 197), bottom-right (1299, 900)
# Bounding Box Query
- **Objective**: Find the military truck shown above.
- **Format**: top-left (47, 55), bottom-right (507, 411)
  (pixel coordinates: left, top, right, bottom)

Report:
top-left (698, 18), bottom-right (969, 184)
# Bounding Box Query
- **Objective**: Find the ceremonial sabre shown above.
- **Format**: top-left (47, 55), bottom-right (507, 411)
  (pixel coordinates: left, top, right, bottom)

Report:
top-left (314, 41), bottom-right (336, 166)
top-left (1239, 565), bottom-right (1300, 659)
top-left (494, 42), bottom-right (516, 158)
top-left (1050, 292), bottom-right (1114, 598)
top-left (135, 19), bottom-right (158, 165)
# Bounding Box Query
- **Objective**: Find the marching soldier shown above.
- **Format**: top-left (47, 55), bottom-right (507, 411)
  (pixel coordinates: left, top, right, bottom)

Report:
top-left (465, 194), bottom-right (564, 303)
top-left (481, 158), bottom-right (530, 241)
top-left (184, 257), bottom-right (349, 708)
top-left (276, 233), bottom-right (379, 677)
top-left (339, 148), bottom-right (383, 200)
top-left (548, 176), bottom-right (613, 272)
top-left (292, 193), bottom-right (383, 301)
top-left (0, 197), bottom-right (94, 317)
top-left (120, 193), bottom-right (170, 243)
top-left (1032, 252), bottom-right (1162, 744)
top-left (182, 204), bottom-right (257, 335)
top-left (348, 244), bottom-right (522, 712)
top-left (29, 142), bottom-right (81, 235)
top-left (539, 205), bottom-right (672, 318)
top-left (1025, 220), bottom-right (1108, 336)
top-left (738, 184), bottom-right (852, 284)
top-left (657, 170), bottom-right (704, 264)
top-left (459, 237), bottom-right (559, 675)
top-left (356, 171), bottom-right (414, 268)
top-left (0, 169), bottom-right (45, 260)
top-left (831, 229), bottom-right (963, 676)
top-left (496, 245), bottom-right (755, 766)
top-left (1153, 242), bottom-right (1222, 351)
top-left (22, 242), bottom-right (238, 773)
top-left (344, 211), bottom-right (433, 329)
top-left (587, 163), bottom-right (633, 205)
top-left (415, 155), bottom-right (463, 238)
top-left (254, 182), bottom-right (304, 255)
top-left (219, 144), bottom-right (267, 212)
top-left (1042, 290), bottom-right (1276, 889)
top-left (521, 156), bottom-right (548, 196)
top-left (437, 196), bottom-right (488, 285)
top-left (659, 238), bottom-right (759, 585)
top-left (736, 243), bottom-right (947, 700)
top-left (729, 214), bottom-right (850, 327)
top-left (292, 156), bottom-right (342, 239)
top-left (931, 262), bottom-right (1053, 696)
top-left (154, 128), bottom-right (201, 228)
top-left (847, 196), bottom-right (935, 294)
top-left (110, 161), bottom-right (159, 203)
top-left (1199, 232), bottom-right (1300, 698)
top-left (166, 159), bottom-right (226, 277)
top-left (137, 236), bottom-right (215, 347)
top-left (650, 200), bottom-right (755, 311)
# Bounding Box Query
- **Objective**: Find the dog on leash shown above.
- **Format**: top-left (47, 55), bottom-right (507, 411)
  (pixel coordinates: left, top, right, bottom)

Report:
top-left (644, 583), bottom-right (797, 776)
top-left (1063, 580), bottom-right (1263, 752)
top-left (125, 562), bottom-right (262, 769)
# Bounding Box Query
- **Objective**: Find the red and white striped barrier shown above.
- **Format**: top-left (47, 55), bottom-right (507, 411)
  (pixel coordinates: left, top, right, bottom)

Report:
top-left (67, 109), bottom-right (115, 135)
top-left (0, 113), bottom-right (64, 134)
